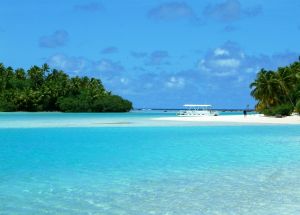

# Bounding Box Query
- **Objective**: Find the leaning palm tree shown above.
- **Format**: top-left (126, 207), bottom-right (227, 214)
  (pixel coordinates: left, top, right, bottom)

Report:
top-left (250, 69), bottom-right (278, 110)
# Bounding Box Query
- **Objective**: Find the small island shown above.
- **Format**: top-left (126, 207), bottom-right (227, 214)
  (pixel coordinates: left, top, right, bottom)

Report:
top-left (0, 63), bottom-right (132, 112)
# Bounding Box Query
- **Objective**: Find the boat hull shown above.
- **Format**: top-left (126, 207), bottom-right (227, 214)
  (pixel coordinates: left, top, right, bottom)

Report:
top-left (176, 110), bottom-right (219, 117)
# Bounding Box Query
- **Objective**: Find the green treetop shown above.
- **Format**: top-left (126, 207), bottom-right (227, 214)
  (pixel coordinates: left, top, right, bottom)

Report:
top-left (0, 63), bottom-right (132, 112)
top-left (250, 58), bottom-right (300, 116)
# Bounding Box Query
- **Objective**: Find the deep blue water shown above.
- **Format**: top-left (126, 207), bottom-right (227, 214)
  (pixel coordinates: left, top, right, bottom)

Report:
top-left (1, 113), bottom-right (300, 214)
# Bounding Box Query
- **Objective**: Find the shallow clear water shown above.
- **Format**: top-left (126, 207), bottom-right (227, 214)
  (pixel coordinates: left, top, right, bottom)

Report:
top-left (1, 113), bottom-right (300, 214)
top-left (0, 111), bottom-right (174, 128)
top-left (0, 111), bottom-right (255, 128)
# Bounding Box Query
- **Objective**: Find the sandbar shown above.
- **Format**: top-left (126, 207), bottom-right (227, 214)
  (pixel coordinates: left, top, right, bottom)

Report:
top-left (153, 114), bottom-right (300, 125)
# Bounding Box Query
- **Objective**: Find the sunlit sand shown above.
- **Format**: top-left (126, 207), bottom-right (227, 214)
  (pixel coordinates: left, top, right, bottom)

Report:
top-left (153, 114), bottom-right (300, 125)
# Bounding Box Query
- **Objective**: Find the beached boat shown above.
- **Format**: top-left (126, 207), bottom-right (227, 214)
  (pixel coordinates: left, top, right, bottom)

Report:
top-left (177, 104), bottom-right (219, 116)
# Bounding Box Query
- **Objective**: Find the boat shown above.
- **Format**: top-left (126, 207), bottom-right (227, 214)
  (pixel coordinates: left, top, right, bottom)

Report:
top-left (176, 104), bottom-right (219, 116)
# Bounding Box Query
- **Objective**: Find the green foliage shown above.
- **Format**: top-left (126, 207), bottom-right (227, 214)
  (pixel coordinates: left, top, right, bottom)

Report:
top-left (0, 97), bottom-right (16, 112)
top-left (261, 108), bottom-right (273, 116)
top-left (296, 100), bottom-right (300, 114)
top-left (0, 63), bottom-right (132, 112)
top-left (250, 58), bottom-right (300, 116)
top-left (262, 104), bottom-right (294, 116)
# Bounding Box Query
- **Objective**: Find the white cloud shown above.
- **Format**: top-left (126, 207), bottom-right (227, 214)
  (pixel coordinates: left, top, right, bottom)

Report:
top-left (198, 60), bottom-right (211, 72)
top-left (47, 54), bottom-right (88, 73)
top-left (245, 67), bottom-right (257, 74)
top-left (198, 41), bottom-right (299, 85)
top-left (198, 41), bottom-right (246, 77)
top-left (120, 78), bottom-right (129, 84)
top-left (214, 48), bottom-right (229, 56)
top-left (165, 76), bottom-right (185, 88)
top-left (95, 60), bottom-right (116, 72)
top-left (45, 47), bottom-right (299, 109)
top-left (214, 58), bottom-right (240, 68)
top-left (47, 54), bottom-right (124, 77)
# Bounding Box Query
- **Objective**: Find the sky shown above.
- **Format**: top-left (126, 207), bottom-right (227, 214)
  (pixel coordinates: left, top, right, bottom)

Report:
top-left (1, 0), bottom-right (300, 109)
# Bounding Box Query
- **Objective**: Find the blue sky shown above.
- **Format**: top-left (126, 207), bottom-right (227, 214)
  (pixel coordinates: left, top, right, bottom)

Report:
top-left (1, 0), bottom-right (300, 108)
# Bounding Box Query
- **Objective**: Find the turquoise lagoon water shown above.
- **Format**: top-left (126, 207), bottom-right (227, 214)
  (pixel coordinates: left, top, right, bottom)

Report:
top-left (0, 111), bottom-right (176, 128)
top-left (0, 111), bottom-right (255, 128)
top-left (1, 112), bottom-right (300, 214)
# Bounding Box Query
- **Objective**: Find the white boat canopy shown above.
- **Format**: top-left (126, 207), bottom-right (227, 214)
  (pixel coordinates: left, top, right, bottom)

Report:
top-left (177, 104), bottom-right (218, 116)
top-left (183, 104), bottom-right (212, 107)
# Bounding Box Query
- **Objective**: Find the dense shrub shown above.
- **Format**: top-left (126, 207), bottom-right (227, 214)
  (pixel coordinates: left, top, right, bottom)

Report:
top-left (272, 104), bottom-right (294, 116)
top-left (296, 100), bottom-right (300, 114)
top-left (262, 104), bottom-right (294, 116)
top-left (0, 98), bottom-right (16, 112)
top-left (261, 108), bottom-right (273, 116)
top-left (58, 95), bottom-right (132, 112)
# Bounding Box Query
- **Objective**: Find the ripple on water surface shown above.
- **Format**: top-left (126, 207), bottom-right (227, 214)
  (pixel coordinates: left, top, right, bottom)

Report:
top-left (1, 126), bottom-right (300, 214)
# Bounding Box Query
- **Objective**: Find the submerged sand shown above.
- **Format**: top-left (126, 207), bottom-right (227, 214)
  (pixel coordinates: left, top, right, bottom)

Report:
top-left (0, 113), bottom-right (299, 128)
top-left (153, 114), bottom-right (300, 125)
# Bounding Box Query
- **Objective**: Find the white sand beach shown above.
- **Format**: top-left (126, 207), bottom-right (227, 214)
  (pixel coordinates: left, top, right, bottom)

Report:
top-left (0, 113), bottom-right (299, 128)
top-left (153, 114), bottom-right (300, 125)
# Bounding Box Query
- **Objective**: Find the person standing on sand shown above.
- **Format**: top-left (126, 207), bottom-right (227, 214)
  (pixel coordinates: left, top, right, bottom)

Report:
top-left (243, 104), bottom-right (249, 117)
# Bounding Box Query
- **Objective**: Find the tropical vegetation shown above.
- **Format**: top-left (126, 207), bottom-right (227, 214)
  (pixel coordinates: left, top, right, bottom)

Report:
top-left (250, 58), bottom-right (300, 116)
top-left (0, 63), bottom-right (132, 112)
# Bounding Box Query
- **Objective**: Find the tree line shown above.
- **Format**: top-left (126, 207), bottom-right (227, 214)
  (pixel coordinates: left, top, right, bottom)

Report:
top-left (250, 58), bottom-right (300, 116)
top-left (0, 63), bottom-right (132, 112)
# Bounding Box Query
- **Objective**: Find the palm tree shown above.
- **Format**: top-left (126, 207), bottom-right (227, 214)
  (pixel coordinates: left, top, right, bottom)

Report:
top-left (0, 62), bottom-right (133, 112)
top-left (28, 66), bottom-right (44, 89)
top-left (42, 63), bottom-right (50, 74)
top-left (68, 76), bottom-right (82, 96)
top-left (15, 68), bottom-right (26, 80)
top-left (274, 67), bottom-right (295, 106)
top-left (250, 69), bottom-right (278, 110)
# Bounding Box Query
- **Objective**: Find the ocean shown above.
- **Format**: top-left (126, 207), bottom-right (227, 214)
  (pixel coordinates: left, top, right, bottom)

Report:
top-left (1, 112), bottom-right (300, 214)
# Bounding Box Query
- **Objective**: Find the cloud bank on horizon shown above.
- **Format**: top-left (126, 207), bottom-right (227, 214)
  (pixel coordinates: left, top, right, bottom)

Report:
top-left (1, 0), bottom-right (299, 108)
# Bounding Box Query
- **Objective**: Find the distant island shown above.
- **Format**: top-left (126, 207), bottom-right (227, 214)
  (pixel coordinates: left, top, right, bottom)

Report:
top-left (0, 63), bottom-right (132, 112)
top-left (250, 58), bottom-right (300, 116)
